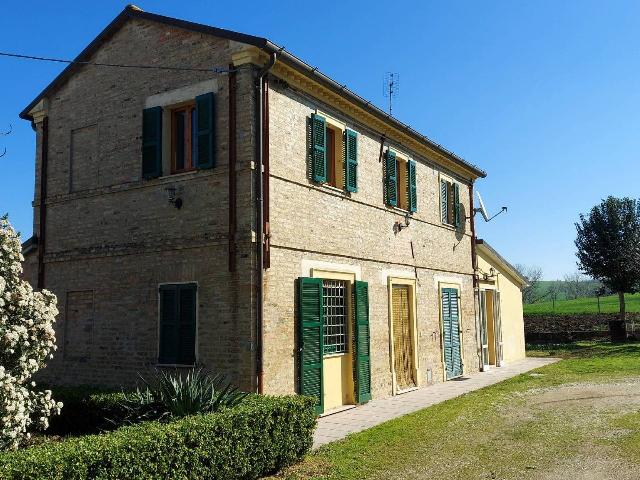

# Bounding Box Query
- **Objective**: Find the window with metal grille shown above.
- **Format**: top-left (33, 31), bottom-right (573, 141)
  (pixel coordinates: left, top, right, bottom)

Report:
top-left (322, 280), bottom-right (348, 354)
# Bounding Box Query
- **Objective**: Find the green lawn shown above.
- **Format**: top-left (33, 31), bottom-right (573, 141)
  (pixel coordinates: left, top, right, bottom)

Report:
top-left (274, 342), bottom-right (640, 480)
top-left (524, 292), bottom-right (640, 315)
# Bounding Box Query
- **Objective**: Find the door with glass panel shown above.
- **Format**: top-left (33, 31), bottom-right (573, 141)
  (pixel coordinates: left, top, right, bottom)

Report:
top-left (392, 285), bottom-right (416, 391)
top-left (321, 279), bottom-right (355, 411)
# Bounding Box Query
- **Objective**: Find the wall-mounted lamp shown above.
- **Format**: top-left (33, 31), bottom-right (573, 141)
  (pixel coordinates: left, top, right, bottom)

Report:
top-left (165, 186), bottom-right (183, 209)
top-left (396, 212), bottom-right (412, 232)
top-left (481, 267), bottom-right (497, 281)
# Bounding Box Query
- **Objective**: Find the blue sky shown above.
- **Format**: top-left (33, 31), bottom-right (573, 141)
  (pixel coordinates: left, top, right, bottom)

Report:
top-left (1, 1), bottom-right (638, 279)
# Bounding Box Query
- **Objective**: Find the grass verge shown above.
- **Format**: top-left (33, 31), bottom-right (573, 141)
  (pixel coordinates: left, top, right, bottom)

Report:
top-left (273, 342), bottom-right (640, 480)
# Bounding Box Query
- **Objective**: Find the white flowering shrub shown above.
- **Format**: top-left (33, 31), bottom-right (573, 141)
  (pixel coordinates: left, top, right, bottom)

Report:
top-left (0, 215), bottom-right (61, 450)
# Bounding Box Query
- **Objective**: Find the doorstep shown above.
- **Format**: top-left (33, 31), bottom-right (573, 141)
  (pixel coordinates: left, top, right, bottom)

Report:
top-left (319, 404), bottom-right (357, 418)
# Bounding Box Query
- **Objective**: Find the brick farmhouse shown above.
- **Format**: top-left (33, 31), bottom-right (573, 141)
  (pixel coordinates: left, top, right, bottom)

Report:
top-left (19, 5), bottom-right (526, 414)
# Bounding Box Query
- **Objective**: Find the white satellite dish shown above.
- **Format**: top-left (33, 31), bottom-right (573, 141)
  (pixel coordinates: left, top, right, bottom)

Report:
top-left (476, 191), bottom-right (490, 221)
top-left (475, 191), bottom-right (507, 222)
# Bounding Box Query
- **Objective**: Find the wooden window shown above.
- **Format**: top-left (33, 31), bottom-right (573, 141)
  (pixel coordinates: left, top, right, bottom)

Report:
top-left (311, 113), bottom-right (356, 191)
top-left (171, 103), bottom-right (197, 173)
top-left (397, 157), bottom-right (408, 210)
top-left (441, 179), bottom-right (461, 228)
top-left (158, 283), bottom-right (197, 365)
top-left (322, 279), bottom-right (348, 354)
top-left (325, 124), bottom-right (344, 189)
top-left (387, 152), bottom-right (416, 212)
top-left (326, 127), bottom-right (337, 187)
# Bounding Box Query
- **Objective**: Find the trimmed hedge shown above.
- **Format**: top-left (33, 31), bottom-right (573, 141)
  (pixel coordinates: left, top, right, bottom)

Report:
top-left (1, 395), bottom-right (316, 479)
top-left (45, 387), bottom-right (127, 435)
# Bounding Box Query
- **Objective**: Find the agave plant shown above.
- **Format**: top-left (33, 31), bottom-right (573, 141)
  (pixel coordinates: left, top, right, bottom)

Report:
top-left (117, 368), bottom-right (248, 424)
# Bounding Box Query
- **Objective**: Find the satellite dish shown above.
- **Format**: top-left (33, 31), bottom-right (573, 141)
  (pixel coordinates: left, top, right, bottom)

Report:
top-left (475, 191), bottom-right (507, 222)
top-left (476, 191), bottom-right (490, 221)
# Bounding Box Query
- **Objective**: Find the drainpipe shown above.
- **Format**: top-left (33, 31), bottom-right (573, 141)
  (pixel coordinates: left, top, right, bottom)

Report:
top-left (228, 65), bottom-right (237, 272)
top-left (469, 182), bottom-right (482, 369)
top-left (37, 117), bottom-right (49, 290)
top-left (469, 182), bottom-right (477, 284)
top-left (255, 52), bottom-right (277, 394)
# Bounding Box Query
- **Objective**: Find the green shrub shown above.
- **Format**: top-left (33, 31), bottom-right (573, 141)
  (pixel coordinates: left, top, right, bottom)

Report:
top-left (119, 368), bottom-right (248, 423)
top-left (0, 395), bottom-right (317, 479)
top-left (44, 386), bottom-right (127, 436)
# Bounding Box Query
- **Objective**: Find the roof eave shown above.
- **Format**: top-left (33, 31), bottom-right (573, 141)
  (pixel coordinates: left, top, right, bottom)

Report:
top-left (19, 5), bottom-right (269, 121)
top-left (260, 40), bottom-right (486, 179)
top-left (475, 239), bottom-right (528, 287)
top-left (18, 6), bottom-right (486, 180)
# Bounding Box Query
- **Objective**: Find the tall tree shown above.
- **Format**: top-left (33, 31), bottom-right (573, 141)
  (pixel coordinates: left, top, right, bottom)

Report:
top-left (514, 264), bottom-right (543, 304)
top-left (575, 196), bottom-right (640, 341)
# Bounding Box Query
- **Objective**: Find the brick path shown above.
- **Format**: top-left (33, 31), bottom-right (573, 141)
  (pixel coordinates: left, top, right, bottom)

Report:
top-left (313, 357), bottom-right (559, 448)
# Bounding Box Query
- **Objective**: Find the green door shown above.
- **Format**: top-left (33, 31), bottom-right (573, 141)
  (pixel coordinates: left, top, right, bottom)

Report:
top-left (442, 288), bottom-right (463, 379)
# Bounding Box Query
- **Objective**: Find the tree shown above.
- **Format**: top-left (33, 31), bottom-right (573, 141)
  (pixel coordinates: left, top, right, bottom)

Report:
top-left (0, 215), bottom-right (61, 449)
top-left (547, 281), bottom-right (561, 311)
top-left (575, 197), bottom-right (640, 341)
top-left (562, 271), bottom-right (590, 300)
top-left (514, 264), bottom-right (543, 304)
top-left (0, 123), bottom-right (11, 159)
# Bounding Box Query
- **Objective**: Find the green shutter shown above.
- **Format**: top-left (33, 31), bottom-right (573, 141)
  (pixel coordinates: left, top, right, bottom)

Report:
top-left (142, 106), bottom-right (162, 179)
top-left (159, 284), bottom-right (197, 365)
top-left (440, 180), bottom-right (449, 223)
top-left (385, 150), bottom-right (398, 206)
top-left (442, 288), bottom-right (463, 379)
top-left (195, 92), bottom-right (215, 169)
top-left (311, 114), bottom-right (327, 183)
top-left (298, 277), bottom-right (324, 415)
top-left (345, 129), bottom-right (358, 192)
top-left (178, 284), bottom-right (197, 365)
top-left (408, 159), bottom-right (417, 213)
top-left (159, 285), bottom-right (179, 364)
top-left (354, 281), bottom-right (372, 403)
top-left (454, 182), bottom-right (461, 228)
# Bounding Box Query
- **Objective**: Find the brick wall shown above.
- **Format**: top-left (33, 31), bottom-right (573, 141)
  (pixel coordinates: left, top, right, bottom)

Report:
top-left (263, 80), bottom-right (479, 397)
top-left (23, 15), bottom-right (482, 399)
top-left (25, 18), bottom-right (257, 390)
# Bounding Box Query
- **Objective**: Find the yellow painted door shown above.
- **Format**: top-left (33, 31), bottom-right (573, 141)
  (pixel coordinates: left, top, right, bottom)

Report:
top-left (321, 280), bottom-right (354, 411)
top-left (392, 285), bottom-right (415, 390)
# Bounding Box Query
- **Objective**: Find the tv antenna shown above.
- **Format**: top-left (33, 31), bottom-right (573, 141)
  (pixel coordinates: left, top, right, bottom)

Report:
top-left (474, 191), bottom-right (507, 222)
top-left (383, 72), bottom-right (399, 115)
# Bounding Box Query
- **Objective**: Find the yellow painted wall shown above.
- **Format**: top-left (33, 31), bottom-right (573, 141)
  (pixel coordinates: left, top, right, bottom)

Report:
top-left (476, 250), bottom-right (526, 363)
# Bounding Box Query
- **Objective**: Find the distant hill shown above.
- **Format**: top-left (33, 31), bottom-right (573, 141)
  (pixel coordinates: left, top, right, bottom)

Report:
top-left (524, 292), bottom-right (640, 315)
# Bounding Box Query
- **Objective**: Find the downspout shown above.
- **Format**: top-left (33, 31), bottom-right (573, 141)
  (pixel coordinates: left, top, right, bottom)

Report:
top-left (37, 117), bottom-right (49, 290)
top-left (228, 65), bottom-right (237, 272)
top-left (469, 182), bottom-right (477, 284)
top-left (255, 52), bottom-right (277, 394)
top-left (469, 182), bottom-right (482, 369)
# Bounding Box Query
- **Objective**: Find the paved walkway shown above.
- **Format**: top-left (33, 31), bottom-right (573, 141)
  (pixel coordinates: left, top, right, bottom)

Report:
top-left (313, 357), bottom-right (559, 448)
